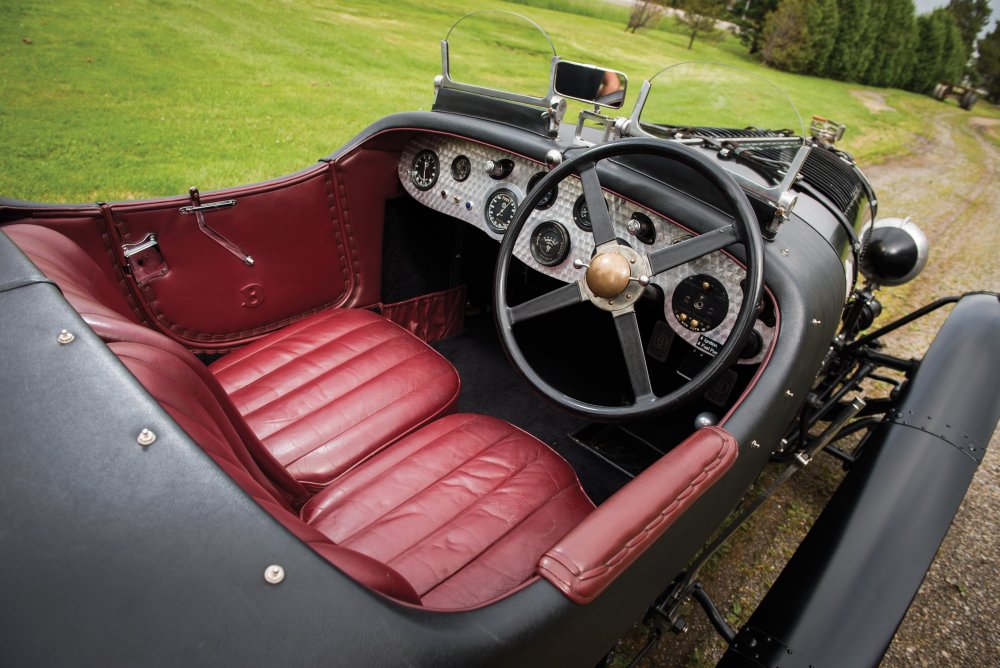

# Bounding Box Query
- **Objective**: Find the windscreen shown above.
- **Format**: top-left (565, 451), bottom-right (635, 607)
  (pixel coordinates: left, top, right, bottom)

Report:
top-left (444, 11), bottom-right (555, 100)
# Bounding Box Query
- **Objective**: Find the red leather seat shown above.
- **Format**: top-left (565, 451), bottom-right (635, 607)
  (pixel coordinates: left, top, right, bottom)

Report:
top-left (113, 339), bottom-right (594, 609)
top-left (210, 308), bottom-right (459, 489)
top-left (301, 413), bottom-right (595, 608)
top-left (5, 223), bottom-right (459, 489)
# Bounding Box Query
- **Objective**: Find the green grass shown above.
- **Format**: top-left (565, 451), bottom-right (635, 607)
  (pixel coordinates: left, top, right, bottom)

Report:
top-left (2, 0), bottom-right (997, 202)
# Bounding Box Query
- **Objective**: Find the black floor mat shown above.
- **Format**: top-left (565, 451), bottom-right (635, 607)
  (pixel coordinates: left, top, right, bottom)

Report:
top-left (434, 316), bottom-right (630, 504)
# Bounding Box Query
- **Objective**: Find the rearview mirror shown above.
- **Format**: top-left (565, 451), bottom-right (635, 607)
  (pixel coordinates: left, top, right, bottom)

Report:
top-left (554, 61), bottom-right (627, 109)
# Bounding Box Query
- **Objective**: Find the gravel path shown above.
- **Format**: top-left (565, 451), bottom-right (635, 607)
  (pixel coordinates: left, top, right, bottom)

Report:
top-left (613, 101), bottom-right (1000, 667)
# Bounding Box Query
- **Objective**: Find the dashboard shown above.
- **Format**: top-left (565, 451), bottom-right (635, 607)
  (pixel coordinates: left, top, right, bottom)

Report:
top-left (398, 135), bottom-right (773, 364)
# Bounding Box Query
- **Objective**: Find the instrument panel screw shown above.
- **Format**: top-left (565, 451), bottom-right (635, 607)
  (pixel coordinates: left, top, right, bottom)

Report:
top-left (751, 440), bottom-right (760, 449)
top-left (264, 564), bottom-right (285, 584)
top-left (57, 329), bottom-right (75, 345)
top-left (785, 390), bottom-right (795, 397)
top-left (137, 428), bottom-right (157, 446)
top-left (811, 318), bottom-right (822, 325)
top-left (781, 248), bottom-right (790, 257)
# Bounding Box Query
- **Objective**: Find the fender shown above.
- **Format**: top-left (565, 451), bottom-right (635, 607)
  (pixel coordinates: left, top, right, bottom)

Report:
top-left (719, 293), bottom-right (1000, 668)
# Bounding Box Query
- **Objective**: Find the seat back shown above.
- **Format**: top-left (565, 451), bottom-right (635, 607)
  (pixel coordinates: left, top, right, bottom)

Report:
top-left (3, 224), bottom-right (308, 506)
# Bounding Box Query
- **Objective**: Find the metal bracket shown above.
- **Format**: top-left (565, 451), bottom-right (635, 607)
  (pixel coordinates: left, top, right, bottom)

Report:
top-left (573, 108), bottom-right (621, 146)
top-left (122, 233), bottom-right (168, 284)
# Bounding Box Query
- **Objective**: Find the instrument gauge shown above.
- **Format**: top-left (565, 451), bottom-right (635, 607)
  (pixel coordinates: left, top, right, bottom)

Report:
top-left (672, 274), bottom-right (729, 332)
top-left (485, 189), bottom-right (519, 234)
top-left (530, 221), bottom-right (571, 266)
top-left (410, 150), bottom-right (439, 191)
top-left (573, 194), bottom-right (609, 232)
top-left (451, 155), bottom-right (471, 182)
top-left (527, 171), bottom-right (558, 210)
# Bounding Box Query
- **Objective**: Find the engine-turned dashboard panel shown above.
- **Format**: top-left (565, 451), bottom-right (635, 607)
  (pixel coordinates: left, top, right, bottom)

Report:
top-left (398, 135), bottom-right (773, 364)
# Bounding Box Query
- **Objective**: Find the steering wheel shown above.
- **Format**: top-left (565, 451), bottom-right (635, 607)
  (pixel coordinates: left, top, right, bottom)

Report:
top-left (493, 138), bottom-right (764, 419)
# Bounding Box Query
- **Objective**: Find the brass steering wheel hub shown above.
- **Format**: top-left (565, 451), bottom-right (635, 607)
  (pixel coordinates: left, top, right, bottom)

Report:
top-left (582, 244), bottom-right (648, 312)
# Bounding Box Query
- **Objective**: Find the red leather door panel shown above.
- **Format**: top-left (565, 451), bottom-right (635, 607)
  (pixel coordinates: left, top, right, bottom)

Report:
top-left (106, 163), bottom-right (357, 349)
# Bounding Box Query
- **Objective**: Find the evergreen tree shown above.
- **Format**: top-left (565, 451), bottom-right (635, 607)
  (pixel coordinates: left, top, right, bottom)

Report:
top-left (881, 0), bottom-right (918, 88)
top-left (826, 0), bottom-right (873, 81)
top-left (730, 0), bottom-right (779, 54)
top-left (940, 10), bottom-right (968, 80)
top-left (909, 9), bottom-right (965, 92)
top-left (910, 11), bottom-right (949, 92)
top-left (857, 0), bottom-right (888, 84)
top-left (762, 0), bottom-right (813, 73)
top-left (977, 22), bottom-right (1000, 102)
top-left (806, 0), bottom-right (840, 74)
top-left (947, 0), bottom-right (990, 53)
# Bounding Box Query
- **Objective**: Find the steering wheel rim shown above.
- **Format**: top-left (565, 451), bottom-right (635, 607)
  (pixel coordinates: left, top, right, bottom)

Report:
top-left (493, 137), bottom-right (764, 420)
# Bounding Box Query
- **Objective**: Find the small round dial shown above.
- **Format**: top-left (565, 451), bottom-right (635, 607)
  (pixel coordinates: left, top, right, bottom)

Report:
top-left (573, 194), bottom-right (608, 232)
top-left (672, 274), bottom-right (729, 332)
top-left (485, 189), bottom-right (519, 234)
top-left (530, 221), bottom-right (571, 266)
top-left (527, 171), bottom-right (558, 210)
top-left (410, 150), bottom-right (439, 191)
top-left (451, 155), bottom-right (471, 182)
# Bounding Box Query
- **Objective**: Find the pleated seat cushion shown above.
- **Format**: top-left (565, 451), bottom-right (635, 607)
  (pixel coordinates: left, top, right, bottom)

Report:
top-left (300, 413), bottom-right (596, 609)
top-left (211, 308), bottom-right (460, 490)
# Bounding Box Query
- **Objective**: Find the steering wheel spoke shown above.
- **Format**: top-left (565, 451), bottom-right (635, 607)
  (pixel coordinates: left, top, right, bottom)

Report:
top-left (613, 311), bottom-right (655, 403)
top-left (508, 281), bottom-right (586, 325)
top-left (647, 223), bottom-right (740, 276)
top-left (579, 162), bottom-right (617, 246)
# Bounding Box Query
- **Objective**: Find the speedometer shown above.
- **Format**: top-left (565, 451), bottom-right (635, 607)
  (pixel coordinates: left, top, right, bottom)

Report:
top-left (485, 189), bottom-right (518, 234)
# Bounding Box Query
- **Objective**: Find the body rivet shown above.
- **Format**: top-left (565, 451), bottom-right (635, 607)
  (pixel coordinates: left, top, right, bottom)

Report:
top-left (57, 329), bottom-right (75, 345)
top-left (137, 428), bottom-right (156, 446)
top-left (265, 565), bottom-right (285, 584)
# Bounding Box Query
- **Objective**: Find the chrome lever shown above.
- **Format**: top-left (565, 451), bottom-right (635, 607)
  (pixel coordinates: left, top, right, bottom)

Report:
top-left (182, 187), bottom-right (254, 266)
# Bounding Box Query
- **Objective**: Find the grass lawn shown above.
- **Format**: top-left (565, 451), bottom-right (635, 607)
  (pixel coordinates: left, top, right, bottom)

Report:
top-left (2, 0), bottom-right (996, 202)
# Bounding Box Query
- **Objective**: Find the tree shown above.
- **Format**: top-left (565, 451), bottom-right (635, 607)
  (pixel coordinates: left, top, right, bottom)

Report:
top-left (975, 22), bottom-right (1000, 102)
top-left (761, 0), bottom-right (813, 73)
top-left (825, 0), bottom-right (872, 81)
top-left (910, 11), bottom-right (950, 92)
top-left (805, 0), bottom-right (840, 74)
top-left (866, 0), bottom-right (916, 88)
top-left (730, 0), bottom-right (779, 55)
top-left (626, 1), bottom-right (665, 33)
top-left (676, 0), bottom-right (727, 50)
top-left (857, 0), bottom-right (887, 84)
top-left (947, 0), bottom-right (990, 53)
top-left (760, 0), bottom-right (839, 75)
top-left (909, 9), bottom-right (965, 92)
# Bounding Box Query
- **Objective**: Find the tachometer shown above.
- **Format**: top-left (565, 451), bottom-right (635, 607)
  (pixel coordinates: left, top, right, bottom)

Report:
top-left (485, 189), bottom-right (519, 234)
top-left (410, 150), bottom-right (439, 191)
top-left (527, 171), bottom-right (558, 210)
